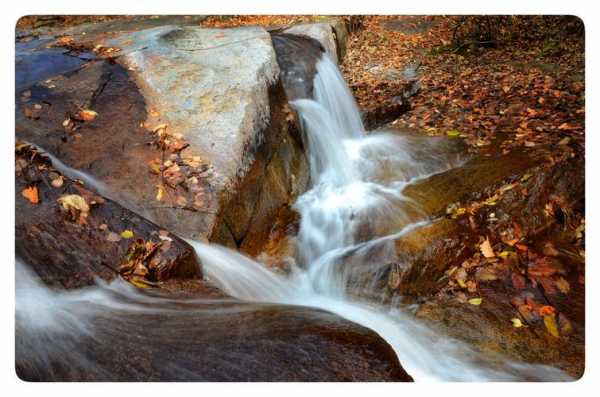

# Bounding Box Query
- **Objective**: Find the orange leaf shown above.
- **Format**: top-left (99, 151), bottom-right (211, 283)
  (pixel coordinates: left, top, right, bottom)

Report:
top-left (21, 186), bottom-right (39, 204)
top-left (480, 237), bottom-right (495, 258)
top-left (539, 305), bottom-right (556, 316)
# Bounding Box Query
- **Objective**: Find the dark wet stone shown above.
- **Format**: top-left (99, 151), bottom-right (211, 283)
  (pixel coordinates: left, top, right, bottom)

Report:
top-left (16, 287), bottom-right (412, 381)
top-left (15, 144), bottom-right (200, 289)
top-left (272, 33), bottom-right (325, 100)
top-left (16, 38), bottom-right (90, 89)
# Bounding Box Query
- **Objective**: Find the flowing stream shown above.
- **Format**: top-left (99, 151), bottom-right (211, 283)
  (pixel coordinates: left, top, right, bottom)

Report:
top-left (190, 55), bottom-right (570, 381)
top-left (16, 53), bottom-right (571, 381)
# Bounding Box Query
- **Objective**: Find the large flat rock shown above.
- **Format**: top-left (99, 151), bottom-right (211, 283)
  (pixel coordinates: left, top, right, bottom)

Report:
top-left (15, 24), bottom-right (309, 251)
top-left (16, 265), bottom-right (412, 382)
top-left (110, 26), bottom-right (279, 187)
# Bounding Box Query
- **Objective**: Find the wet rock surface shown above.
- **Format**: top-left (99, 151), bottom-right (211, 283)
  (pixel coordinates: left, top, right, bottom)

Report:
top-left (272, 33), bottom-right (325, 100)
top-left (15, 22), bottom-right (312, 254)
top-left (283, 22), bottom-right (343, 64)
top-left (16, 290), bottom-right (411, 382)
top-left (15, 144), bottom-right (200, 289)
top-left (386, 149), bottom-right (585, 377)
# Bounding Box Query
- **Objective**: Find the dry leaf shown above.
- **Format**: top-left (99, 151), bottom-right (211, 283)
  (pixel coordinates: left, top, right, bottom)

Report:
top-left (51, 176), bottom-right (64, 188)
top-left (79, 109), bottom-right (98, 121)
top-left (511, 272), bottom-right (526, 289)
top-left (121, 230), bottom-right (134, 239)
top-left (21, 186), bottom-right (39, 204)
top-left (555, 277), bottom-right (570, 294)
top-left (543, 314), bottom-right (560, 337)
top-left (468, 298), bottom-right (482, 306)
top-left (480, 238), bottom-right (495, 258)
top-left (156, 184), bottom-right (165, 201)
top-left (57, 194), bottom-right (89, 213)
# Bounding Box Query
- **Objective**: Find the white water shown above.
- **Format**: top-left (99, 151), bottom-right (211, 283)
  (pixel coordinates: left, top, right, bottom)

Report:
top-left (191, 56), bottom-right (571, 381)
top-left (16, 54), bottom-right (571, 381)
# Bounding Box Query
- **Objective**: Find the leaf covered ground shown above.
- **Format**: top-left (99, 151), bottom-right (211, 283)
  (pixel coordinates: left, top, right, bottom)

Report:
top-left (341, 16), bottom-right (584, 154)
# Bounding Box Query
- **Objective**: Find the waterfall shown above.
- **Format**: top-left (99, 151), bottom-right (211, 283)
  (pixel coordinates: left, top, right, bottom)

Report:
top-left (192, 54), bottom-right (570, 381)
top-left (15, 53), bottom-right (571, 382)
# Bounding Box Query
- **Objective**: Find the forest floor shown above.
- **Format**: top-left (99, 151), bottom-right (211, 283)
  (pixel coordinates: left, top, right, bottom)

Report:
top-left (17, 15), bottom-right (585, 158)
top-left (340, 16), bottom-right (585, 157)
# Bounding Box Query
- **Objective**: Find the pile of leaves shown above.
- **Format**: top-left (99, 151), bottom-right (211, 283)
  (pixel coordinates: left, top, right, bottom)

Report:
top-left (438, 171), bottom-right (584, 338)
top-left (16, 142), bottom-right (185, 289)
top-left (146, 122), bottom-right (215, 212)
top-left (117, 232), bottom-right (176, 288)
top-left (340, 16), bottom-right (584, 154)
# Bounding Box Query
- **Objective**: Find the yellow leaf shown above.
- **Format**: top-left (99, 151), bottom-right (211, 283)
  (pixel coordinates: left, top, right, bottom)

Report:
top-left (445, 266), bottom-right (457, 277)
top-left (511, 318), bottom-right (524, 328)
top-left (543, 314), bottom-right (560, 337)
top-left (498, 250), bottom-right (511, 258)
top-left (79, 109), bottom-right (98, 121)
top-left (468, 298), bottom-right (482, 305)
top-left (558, 137), bottom-right (571, 145)
top-left (480, 238), bottom-right (495, 258)
top-left (121, 230), bottom-right (134, 239)
top-left (155, 184), bottom-right (164, 201)
top-left (57, 194), bottom-right (89, 213)
top-left (153, 124), bottom-right (168, 134)
top-left (446, 129), bottom-right (461, 137)
top-left (129, 277), bottom-right (149, 289)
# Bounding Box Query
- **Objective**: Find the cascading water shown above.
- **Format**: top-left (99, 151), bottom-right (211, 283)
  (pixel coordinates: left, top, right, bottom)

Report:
top-left (16, 53), bottom-right (571, 381)
top-left (195, 55), bottom-right (571, 381)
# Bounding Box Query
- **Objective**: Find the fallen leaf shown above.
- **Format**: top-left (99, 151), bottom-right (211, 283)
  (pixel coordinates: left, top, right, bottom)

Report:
top-left (78, 109), bottom-right (98, 121)
top-left (512, 272), bottom-right (526, 289)
top-left (539, 305), bottom-right (556, 316)
top-left (539, 277), bottom-right (557, 295)
top-left (555, 277), bottom-right (570, 294)
top-left (476, 267), bottom-right (497, 281)
top-left (558, 137), bottom-right (571, 145)
top-left (511, 318), bottom-right (524, 328)
top-left (528, 258), bottom-right (558, 277)
top-left (515, 243), bottom-right (528, 252)
top-left (121, 230), bottom-right (134, 239)
top-left (446, 129), bottom-right (461, 137)
top-left (480, 238), bottom-right (495, 258)
top-left (133, 263), bottom-right (149, 277)
top-left (57, 194), bottom-right (90, 224)
top-left (466, 280), bottom-right (477, 293)
top-left (175, 195), bottom-right (188, 207)
top-left (51, 176), bottom-right (64, 188)
top-left (153, 124), bottom-right (168, 134)
top-left (129, 277), bottom-right (150, 289)
top-left (543, 314), bottom-right (560, 337)
top-left (543, 242), bottom-right (560, 257)
top-left (156, 184), bottom-right (165, 201)
top-left (468, 298), bottom-right (482, 306)
top-left (58, 194), bottom-right (87, 209)
top-left (21, 186), bottom-right (39, 204)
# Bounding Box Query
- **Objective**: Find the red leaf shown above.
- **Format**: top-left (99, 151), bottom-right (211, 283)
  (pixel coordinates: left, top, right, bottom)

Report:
top-left (512, 272), bottom-right (526, 289)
